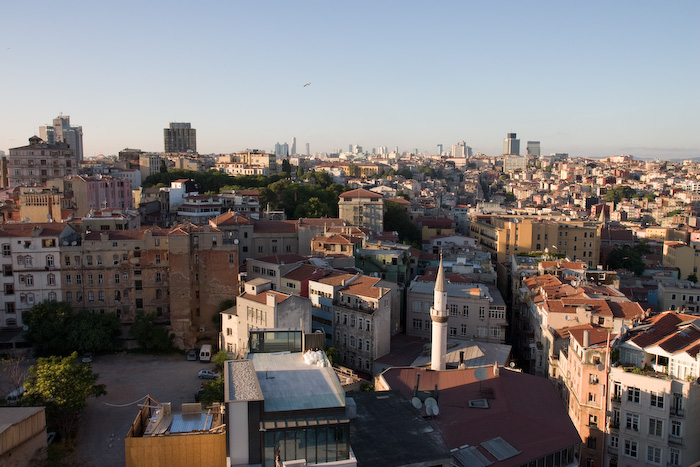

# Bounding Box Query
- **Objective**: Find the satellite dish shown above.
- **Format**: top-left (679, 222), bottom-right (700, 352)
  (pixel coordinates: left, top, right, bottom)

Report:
top-left (425, 397), bottom-right (437, 408)
top-left (234, 239), bottom-right (239, 244)
top-left (71, 241), bottom-right (77, 246)
top-left (432, 405), bottom-right (439, 416)
top-left (474, 367), bottom-right (488, 382)
top-left (411, 397), bottom-right (422, 409)
top-left (509, 362), bottom-right (516, 368)
top-left (597, 363), bottom-right (605, 372)
top-left (426, 405), bottom-right (434, 416)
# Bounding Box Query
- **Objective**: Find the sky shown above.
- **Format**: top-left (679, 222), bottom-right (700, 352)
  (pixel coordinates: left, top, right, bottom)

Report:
top-left (1, 1), bottom-right (698, 159)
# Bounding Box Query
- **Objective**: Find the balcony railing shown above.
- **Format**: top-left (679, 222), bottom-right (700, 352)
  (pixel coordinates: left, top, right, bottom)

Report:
top-left (670, 407), bottom-right (684, 417)
top-left (611, 395), bottom-right (622, 403)
top-left (609, 421), bottom-right (620, 430)
top-left (669, 434), bottom-right (682, 445)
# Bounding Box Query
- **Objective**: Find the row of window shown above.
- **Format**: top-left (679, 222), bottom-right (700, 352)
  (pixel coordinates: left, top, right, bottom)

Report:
top-left (336, 332), bottom-right (371, 353)
top-left (336, 312), bottom-right (372, 332)
top-left (412, 319), bottom-right (502, 339)
top-left (610, 435), bottom-right (681, 465)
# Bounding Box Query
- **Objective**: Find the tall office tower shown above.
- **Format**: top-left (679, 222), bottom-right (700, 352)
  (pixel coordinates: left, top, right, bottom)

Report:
top-left (348, 144), bottom-right (353, 153)
top-left (274, 142), bottom-right (289, 157)
top-left (437, 144), bottom-right (443, 155)
top-left (291, 137), bottom-right (296, 156)
top-left (503, 132), bottom-right (520, 155)
top-left (527, 141), bottom-right (541, 157)
top-left (452, 141), bottom-right (470, 158)
top-left (164, 122), bottom-right (197, 153)
top-left (305, 143), bottom-right (310, 156)
top-left (39, 115), bottom-right (84, 160)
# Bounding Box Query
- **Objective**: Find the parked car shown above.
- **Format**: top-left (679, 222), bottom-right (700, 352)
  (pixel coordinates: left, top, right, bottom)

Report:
top-left (198, 369), bottom-right (219, 380)
top-left (81, 352), bottom-right (94, 363)
top-left (187, 349), bottom-right (198, 361)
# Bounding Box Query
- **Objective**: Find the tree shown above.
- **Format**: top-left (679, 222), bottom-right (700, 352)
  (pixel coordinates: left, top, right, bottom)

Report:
top-left (688, 273), bottom-right (698, 283)
top-left (22, 352), bottom-right (106, 438)
top-left (24, 301), bottom-right (122, 356)
top-left (605, 185), bottom-right (636, 203)
top-left (607, 243), bottom-right (648, 276)
top-left (505, 192), bottom-right (516, 202)
top-left (383, 201), bottom-right (421, 247)
top-left (199, 377), bottom-right (224, 406)
top-left (130, 312), bottom-right (173, 353)
top-left (159, 160), bottom-right (168, 173)
top-left (213, 350), bottom-right (232, 372)
top-left (281, 159), bottom-right (291, 175)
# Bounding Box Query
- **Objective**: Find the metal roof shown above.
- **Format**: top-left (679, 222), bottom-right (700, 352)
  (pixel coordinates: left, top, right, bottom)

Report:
top-left (481, 437), bottom-right (520, 461)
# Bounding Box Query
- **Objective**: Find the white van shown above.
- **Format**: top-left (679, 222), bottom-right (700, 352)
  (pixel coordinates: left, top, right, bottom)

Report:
top-left (199, 344), bottom-right (212, 362)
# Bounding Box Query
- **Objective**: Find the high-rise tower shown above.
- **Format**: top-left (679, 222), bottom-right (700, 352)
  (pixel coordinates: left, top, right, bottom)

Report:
top-left (164, 122), bottom-right (197, 153)
top-left (503, 132), bottom-right (520, 155)
top-left (430, 256), bottom-right (448, 371)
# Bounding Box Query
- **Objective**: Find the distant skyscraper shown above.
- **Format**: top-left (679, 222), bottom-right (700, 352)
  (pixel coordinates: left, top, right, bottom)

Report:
top-left (503, 133), bottom-right (520, 155)
top-left (451, 141), bottom-right (470, 158)
top-left (39, 115), bottom-right (84, 160)
top-left (305, 143), bottom-right (310, 156)
top-left (437, 144), bottom-right (443, 155)
top-left (291, 137), bottom-right (296, 156)
top-left (274, 142), bottom-right (289, 157)
top-left (164, 122), bottom-right (196, 153)
top-left (527, 141), bottom-right (541, 157)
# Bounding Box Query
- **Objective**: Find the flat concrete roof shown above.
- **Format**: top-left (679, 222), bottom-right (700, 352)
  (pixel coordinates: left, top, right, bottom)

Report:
top-left (250, 352), bottom-right (345, 413)
top-left (0, 406), bottom-right (44, 434)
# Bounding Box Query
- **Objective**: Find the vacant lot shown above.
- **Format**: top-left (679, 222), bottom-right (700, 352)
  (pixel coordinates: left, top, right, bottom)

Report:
top-left (75, 353), bottom-right (215, 467)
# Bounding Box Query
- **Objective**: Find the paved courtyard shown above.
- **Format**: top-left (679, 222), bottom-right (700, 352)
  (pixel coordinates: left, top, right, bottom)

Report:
top-left (75, 353), bottom-right (214, 467)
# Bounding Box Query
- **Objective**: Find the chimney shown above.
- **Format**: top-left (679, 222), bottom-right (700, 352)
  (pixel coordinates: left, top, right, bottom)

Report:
top-left (266, 293), bottom-right (277, 308)
top-left (583, 330), bottom-right (590, 348)
top-left (413, 372), bottom-right (421, 397)
top-left (458, 351), bottom-right (466, 370)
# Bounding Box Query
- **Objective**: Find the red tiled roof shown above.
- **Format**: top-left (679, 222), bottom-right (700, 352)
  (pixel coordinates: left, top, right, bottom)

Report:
top-left (240, 290), bottom-right (289, 305)
top-left (211, 211), bottom-right (253, 226)
top-left (340, 275), bottom-right (386, 299)
top-left (253, 254), bottom-right (307, 265)
top-left (339, 188), bottom-right (383, 199)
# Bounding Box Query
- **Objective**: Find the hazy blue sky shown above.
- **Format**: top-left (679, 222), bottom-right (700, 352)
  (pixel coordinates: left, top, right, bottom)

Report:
top-left (1, 1), bottom-right (698, 159)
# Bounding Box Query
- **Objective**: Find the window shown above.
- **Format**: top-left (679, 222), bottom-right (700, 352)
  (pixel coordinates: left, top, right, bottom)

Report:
top-left (98, 274), bottom-right (104, 284)
top-left (47, 273), bottom-right (55, 286)
top-left (46, 254), bottom-right (54, 266)
top-left (626, 412), bottom-right (639, 431)
top-left (258, 246), bottom-right (264, 253)
top-left (366, 321), bottom-right (371, 332)
top-left (3, 264), bottom-right (12, 276)
top-left (366, 340), bottom-right (370, 351)
top-left (490, 326), bottom-right (502, 339)
top-left (4, 283), bottom-right (14, 295)
top-left (88, 291), bottom-right (94, 302)
top-left (87, 274), bottom-right (94, 285)
top-left (449, 304), bottom-right (458, 316)
top-left (25, 274), bottom-right (33, 287)
top-left (650, 391), bottom-right (664, 409)
top-left (358, 338), bottom-right (363, 350)
top-left (586, 436), bottom-right (596, 449)
top-left (98, 291), bottom-right (105, 302)
top-left (226, 328), bottom-right (232, 336)
top-left (463, 305), bottom-right (468, 317)
top-left (156, 272), bottom-right (162, 283)
top-left (489, 308), bottom-right (505, 320)
top-left (610, 435), bottom-right (618, 449)
top-left (135, 281), bottom-right (142, 291)
top-left (647, 446), bottom-right (661, 464)
top-left (627, 386), bottom-right (640, 403)
top-left (24, 256), bottom-right (32, 267)
top-left (479, 306), bottom-right (485, 319)
top-left (76, 292), bottom-right (83, 302)
top-left (624, 439), bottom-right (638, 458)
top-left (648, 417), bottom-right (663, 437)
top-left (66, 291), bottom-right (73, 302)
top-left (449, 327), bottom-right (457, 336)
top-left (671, 420), bottom-right (681, 438)
top-left (461, 324), bottom-right (467, 336)
top-left (136, 299), bottom-right (143, 309)
top-left (156, 289), bottom-right (162, 299)
top-left (588, 414), bottom-right (597, 427)
top-left (229, 253), bottom-right (235, 264)
top-left (669, 448), bottom-right (681, 466)
top-left (114, 273), bottom-right (120, 284)
top-left (96, 255), bottom-right (102, 265)
top-left (86, 255), bottom-right (93, 266)
top-left (2, 244), bottom-right (9, 256)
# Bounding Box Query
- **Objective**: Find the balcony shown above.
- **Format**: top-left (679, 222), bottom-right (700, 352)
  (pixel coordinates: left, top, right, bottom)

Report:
top-left (670, 407), bottom-right (684, 417)
top-left (609, 421), bottom-right (620, 430)
top-left (611, 394), bottom-right (621, 403)
top-left (607, 445), bottom-right (618, 455)
top-left (669, 435), bottom-right (682, 446)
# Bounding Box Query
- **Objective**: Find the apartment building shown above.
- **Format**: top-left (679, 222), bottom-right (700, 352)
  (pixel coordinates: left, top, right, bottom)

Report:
top-left (607, 312), bottom-right (700, 467)
top-left (338, 189), bottom-right (384, 234)
top-left (309, 273), bottom-right (391, 373)
top-left (406, 277), bottom-right (507, 344)
top-left (0, 223), bottom-right (80, 328)
top-left (47, 175), bottom-right (133, 217)
top-left (220, 278), bottom-right (311, 357)
top-left (657, 280), bottom-right (700, 312)
top-left (8, 136), bottom-right (78, 187)
top-left (469, 215), bottom-right (601, 266)
top-left (552, 326), bottom-right (611, 467)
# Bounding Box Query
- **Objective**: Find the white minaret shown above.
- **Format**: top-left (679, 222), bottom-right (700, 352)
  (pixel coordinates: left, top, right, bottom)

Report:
top-left (430, 256), bottom-right (448, 371)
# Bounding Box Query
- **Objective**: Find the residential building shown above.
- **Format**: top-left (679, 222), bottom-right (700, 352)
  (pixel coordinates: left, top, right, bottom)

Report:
top-left (164, 122), bottom-right (196, 153)
top-left (177, 194), bottom-right (222, 225)
top-left (310, 273), bottom-right (392, 372)
top-left (246, 254), bottom-right (307, 291)
top-left (607, 311), bottom-right (700, 467)
top-left (338, 189), bottom-right (384, 233)
top-left (8, 136), bottom-right (78, 187)
top-left (407, 275), bottom-right (507, 345)
top-left (221, 278), bottom-right (311, 357)
top-left (657, 279), bottom-right (700, 312)
top-left (48, 175), bottom-right (133, 217)
top-left (663, 242), bottom-right (699, 281)
top-left (40, 115), bottom-right (83, 160)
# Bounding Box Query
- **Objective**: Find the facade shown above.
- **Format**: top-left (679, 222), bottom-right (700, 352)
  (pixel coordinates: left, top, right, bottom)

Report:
top-left (527, 141), bottom-right (541, 157)
top-left (8, 136), bottom-right (78, 187)
top-left (607, 311), bottom-right (700, 467)
top-left (503, 132), bottom-right (520, 155)
top-left (662, 242), bottom-right (699, 282)
top-left (221, 278), bottom-right (312, 357)
top-left (310, 273), bottom-right (392, 373)
top-left (177, 194), bottom-right (222, 225)
top-left (48, 175), bottom-right (133, 216)
top-left (338, 188), bottom-right (384, 233)
top-left (164, 122), bottom-right (196, 153)
top-left (657, 280), bottom-right (700, 312)
top-left (40, 115), bottom-right (83, 160)
top-left (407, 278), bottom-right (507, 345)
top-left (503, 155), bottom-right (528, 173)
top-left (0, 223), bottom-right (80, 328)
top-left (470, 215), bottom-right (602, 266)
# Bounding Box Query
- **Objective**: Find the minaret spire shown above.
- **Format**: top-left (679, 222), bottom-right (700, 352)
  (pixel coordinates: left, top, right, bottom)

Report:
top-left (430, 254), bottom-right (448, 371)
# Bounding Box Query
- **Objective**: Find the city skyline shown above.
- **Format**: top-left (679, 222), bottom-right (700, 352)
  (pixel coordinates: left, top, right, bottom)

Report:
top-left (1, 1), bottom-right (698, 159)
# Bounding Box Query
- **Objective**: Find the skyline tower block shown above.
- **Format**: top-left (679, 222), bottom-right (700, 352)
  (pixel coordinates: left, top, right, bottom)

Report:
top-left (430, 256), bottom-right (448, 371)
top-left (503, 132), bottom-right (520, 155)
top-left (527, 141), bottom-right (541, 157)
top-left (164, 122), bottom-right (196, 153)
